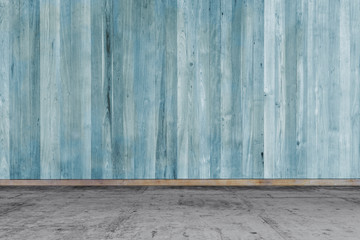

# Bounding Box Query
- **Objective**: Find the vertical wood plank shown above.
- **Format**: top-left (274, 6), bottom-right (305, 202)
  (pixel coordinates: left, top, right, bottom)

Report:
top-left (0, 0), bottom-right (10, 179)
top-left (230, 0), bottom-right (241, 178)
top-left (273, 0), bottom-right (286, 178)
top-left (239, 0), bottom-right (251, 178)
top-left (304, 0), bottom-right (342, 178)
top-left (264, 0), bottom-right (298, 178)
top-left (295, 0), bottom-right (308, 178)
top-left (90, 0), bottom-right (104, 179)
top-left (209, 0), bottom-right (221, 179)
top-left (314, 0), bottom-right (330, 178)
top-left (264, 0), bottom-right (277, 178)
top-left (10, 0), bottom-right (41, 179)
top-left (164, 0), bottom-right (178, 179)
top-left (59, 0), bottom-right (71, 179)
top-left (196, 0), bottom-right (210, 179)
top-left (134, 0), bottom-right (156, 179)
top-left (112, 0), bottom-right (135, 179)
top-left (76, 0), bottom-right (92, 179)
top-left (305, 0), bottom-right (316, 178)
top-left (339, 0), bottom-right (351, 178)
top-left (60, 0), bottom-right (91, 179)
top-left (155, 0), bottom-right (178, 179)
top-left (349, 0), bottom-right (360, 178)
top-left (327, 0), bottom-right (340, 178)
top-left (1, 0), bottom-right (360, 180)
top-left (176, 0), bottom-right (189, 179)
top-left (251, 0), bottom-right (265, 178)
top-left (154, 0), bottom-right (166, 179)
top-left (283, 0), bottom-right (297, 178)
top-left (220, 0), bottom-right (234, 178)
top-left (40, 0), bottom-right (61, 179)
top-left (187, 0), bottom-right (199, 178)
top-left (240, 0), bottom-right (265, 178)
top-left (91, 0), bottom-right (113, 179)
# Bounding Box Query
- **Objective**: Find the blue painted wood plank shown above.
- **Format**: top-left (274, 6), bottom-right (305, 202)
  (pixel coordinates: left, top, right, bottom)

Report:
top-left (265, 0), bottom-right (300, 178)
top-left (250, 0), bottom-right (265, 178)
top-left (219, 0), bottom-right (265, 178)
top-left (302, 0), bottom-right (342, 178)
top-left (186, 1), bottom-right (201, 179)
top-left (90, 0), bottom-right (113, 179)
top-left (0, 0), bottom-right (10, 179)
top-left (176, 0), bottom-right (189, 179)
top-left (349, 0), bottom-right (360, 178)
top-left (59, 0), bottom-right (72, 179)
top-left (283, 0), bottom-right (297, 178)
top-left (209, 0), bottom-right (221, 179)
top-left (59, 0), bottom-right (91, 179)
top-left (229, 0), bottom-right (242, 178)
top-left (295, 0), bottom-right (308, 178)
top-left (0, 0), bottom-right (359, 179)
top-left (272, 0), bottom-right (287, 178)
top-left (112, 0), bottom-right (136, 179)
top-left (40, 0), bottom-right (61, 179)
top-left (264, 0), bottom-right (276, 178)
top-left (265, 0), bottom-right (306, 178)
top-left (239, 0), bottom-right (253, 178)
top-left (155, 0), bottom-right (178, 179)
top-left (220, 0), bottom-right (234, 178)
top-left (179, 0), bottom-right (212, 179)
top-left (339, 0), bottom-right (351, 178)
top-left (9, 0), bottom-right (41, 179)
top-left (305, 0), bottom-right (317, 178)
top-left (165, 0), bottom-right (178, 179)
top-left (134, 0), bottom-right (156, 179)
top-left (314, 0), bottom-right (331, 178)
top-left (327, 0), bottom-right (340, 178)
top-left (154, 0), bottom-right (167, 179)
top-left (197, 0), bottom-right (211, 179)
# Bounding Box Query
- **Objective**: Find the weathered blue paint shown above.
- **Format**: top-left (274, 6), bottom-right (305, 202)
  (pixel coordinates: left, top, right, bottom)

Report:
top-left (0, 0), bottom-right (10, 179)
top-left (208, 0), bottom-right (221, 179)
top-left (0, 0), bottom-right (359, 179)
top-left (90, 0), bottom-right (113, 179)
top-left (154, 0), bottom-right (178, 179)
top-left (40, 0), bottom-right (61, 179)
top-left (9, 0), bottom-right (41, 179)
top-left (59, 0), bottom-right (92, 179)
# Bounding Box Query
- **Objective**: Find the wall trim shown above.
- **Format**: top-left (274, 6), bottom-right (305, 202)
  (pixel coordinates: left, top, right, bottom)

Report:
top-left (0, 179), bottom-right (360, 186)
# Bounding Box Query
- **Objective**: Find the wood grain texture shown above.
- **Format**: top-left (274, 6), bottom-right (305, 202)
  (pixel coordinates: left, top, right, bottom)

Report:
top-left (349, 0), bottom-right (360, 178)
top-left (0, 0), bottom-right (359, 180)
top-left (0, 0), bottom-right (10, 179)
top-left (264, 0), bottom-right (360, 179)
top-left (112, 0), bottom-right (136, 179)
top-left (9, 0), bottom-right (40, 179)
top-left (59, 0), bottom-right (91, 179)
top-left (90, 0), bottom-right (113, 179)
top-left (40, 0), bottom-right (61, 179)
top-left (155, 0), bottom-right (178, 179)
top-left (134, 0), bottom-right (156, 179)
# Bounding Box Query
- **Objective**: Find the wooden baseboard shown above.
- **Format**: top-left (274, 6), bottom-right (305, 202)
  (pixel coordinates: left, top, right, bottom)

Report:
top-left (0, 179), bottom-right (359, 186)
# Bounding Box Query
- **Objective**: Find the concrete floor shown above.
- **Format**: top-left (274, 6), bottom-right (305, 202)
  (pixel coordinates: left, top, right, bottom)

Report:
top-left (0, 187), bottom-right (359, 240)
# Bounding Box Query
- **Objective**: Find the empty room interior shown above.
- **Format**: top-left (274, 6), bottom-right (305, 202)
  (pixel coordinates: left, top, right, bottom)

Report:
top-left (0, 0), bottom-right (360, 239)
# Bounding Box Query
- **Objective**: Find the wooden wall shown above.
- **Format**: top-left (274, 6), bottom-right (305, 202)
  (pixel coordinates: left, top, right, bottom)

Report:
top-left (0, 0), bottom-right (359, 179)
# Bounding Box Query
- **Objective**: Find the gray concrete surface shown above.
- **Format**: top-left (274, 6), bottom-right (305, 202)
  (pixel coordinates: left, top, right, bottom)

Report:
top-left (0, 187), bottom-right (359, 240)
